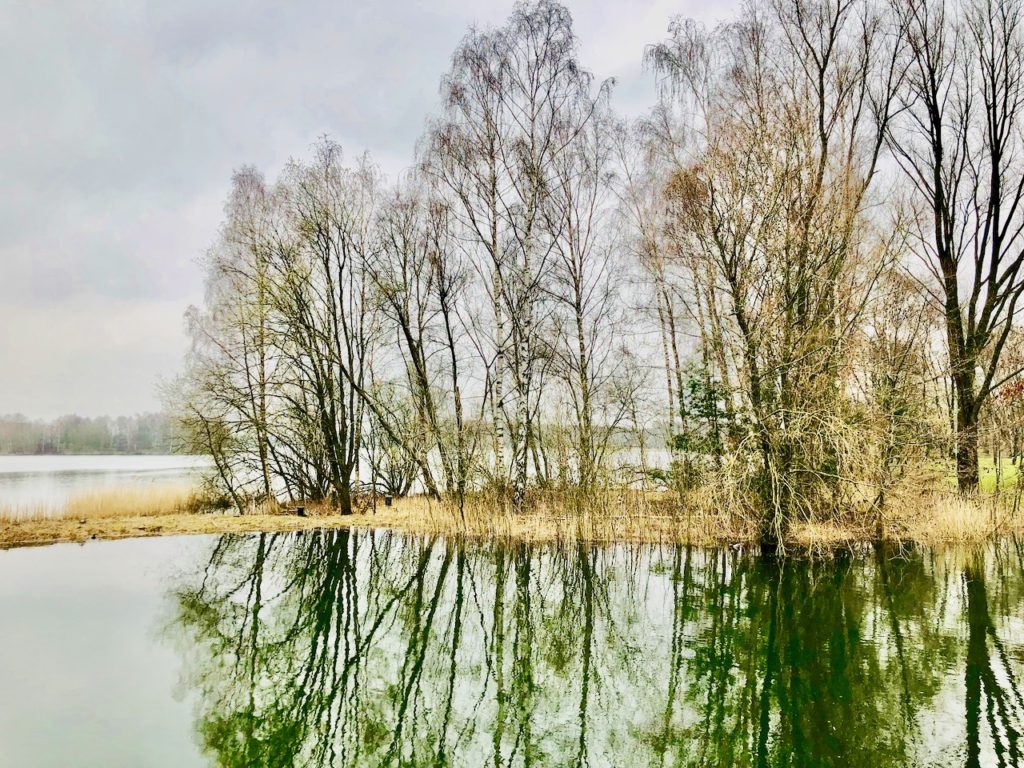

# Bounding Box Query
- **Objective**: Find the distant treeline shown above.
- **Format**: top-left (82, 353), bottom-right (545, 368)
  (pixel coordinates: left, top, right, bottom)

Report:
top-left (0, 413), bottom-right (178, 455)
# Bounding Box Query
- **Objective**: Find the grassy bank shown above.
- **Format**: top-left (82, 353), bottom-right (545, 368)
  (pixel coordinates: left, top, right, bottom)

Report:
top-left (369, 489), bottom-right (1024, 550)
top-left (2, 482), bottom-right (1023, 551)
top-left (0, 485), bottom-right (418, 550)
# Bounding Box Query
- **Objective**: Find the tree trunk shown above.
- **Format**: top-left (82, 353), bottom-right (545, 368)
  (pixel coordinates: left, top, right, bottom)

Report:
top-left (957, 408), bottom-right (980, 494)
top-left (337, 475), bottom-right (353, 516)
top-left (954, 366), bottom-right (980, 494)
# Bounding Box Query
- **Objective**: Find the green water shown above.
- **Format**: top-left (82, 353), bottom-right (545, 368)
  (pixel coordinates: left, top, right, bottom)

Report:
top-left (2, 532), bottom-right (1023, 766)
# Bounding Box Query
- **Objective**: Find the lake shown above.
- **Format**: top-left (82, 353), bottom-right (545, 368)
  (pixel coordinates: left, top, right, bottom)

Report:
top-left (0, 455), bottom-right (207, 516)
top-left (0, 530), bottom-right (1021, 767)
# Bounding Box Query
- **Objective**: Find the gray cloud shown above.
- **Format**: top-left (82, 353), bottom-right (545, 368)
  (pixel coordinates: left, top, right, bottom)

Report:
top-left (0, 0), bottom-right (736, 418)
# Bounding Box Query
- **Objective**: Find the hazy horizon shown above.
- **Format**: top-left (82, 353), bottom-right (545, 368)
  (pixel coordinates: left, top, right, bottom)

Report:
top-left (0, 0), bottom-right (736, 420)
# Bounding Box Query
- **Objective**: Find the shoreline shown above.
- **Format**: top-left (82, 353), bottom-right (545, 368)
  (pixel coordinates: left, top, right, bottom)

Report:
top-left (0, 510), bottom-right (389, 550)
top-left (3, 493), bottom-right (1021, 551)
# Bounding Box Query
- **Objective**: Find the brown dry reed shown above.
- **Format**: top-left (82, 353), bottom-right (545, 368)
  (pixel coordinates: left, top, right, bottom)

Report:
top-left (2, 476), bottom-right (1023, 551)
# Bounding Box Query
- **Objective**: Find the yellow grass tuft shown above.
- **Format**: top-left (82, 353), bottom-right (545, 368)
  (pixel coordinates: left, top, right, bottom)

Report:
top-left (790, 520), bottom-right (863, 548)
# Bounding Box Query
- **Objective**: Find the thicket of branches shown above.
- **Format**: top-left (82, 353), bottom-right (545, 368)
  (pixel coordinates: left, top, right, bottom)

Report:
top-left (172, 0), bottom-right (1024, 544)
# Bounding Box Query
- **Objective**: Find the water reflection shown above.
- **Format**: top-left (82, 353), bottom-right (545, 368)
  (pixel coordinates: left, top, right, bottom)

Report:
top-left (166, 533), bottom-right (1024, 767)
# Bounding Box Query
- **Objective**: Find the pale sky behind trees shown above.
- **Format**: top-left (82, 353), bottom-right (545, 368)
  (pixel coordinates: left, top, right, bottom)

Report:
top-left (0, 0), bottom-right (737, 418)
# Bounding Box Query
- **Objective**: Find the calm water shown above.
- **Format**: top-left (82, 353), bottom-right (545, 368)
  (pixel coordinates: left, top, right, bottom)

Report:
top-left (0, 455), bottom-right (207, 514)
top-left (0, 532), bottom-right (1022, 767)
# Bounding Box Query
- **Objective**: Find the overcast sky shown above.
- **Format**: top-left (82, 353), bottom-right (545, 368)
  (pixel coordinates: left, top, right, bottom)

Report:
top-left (0, 0), bottom-right (737, 419)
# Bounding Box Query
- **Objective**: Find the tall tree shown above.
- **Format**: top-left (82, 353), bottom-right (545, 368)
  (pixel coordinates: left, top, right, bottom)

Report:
top-left (889, 0), bottom-right (1024, 492)
top-left (368, 182), bottom-right (478, 507)
top-left (273, 140), bottom-right (380, 513)
top-left (648, 0), bottom-right (902, 544)
top-left (426, 0), bottom-right (604, 508)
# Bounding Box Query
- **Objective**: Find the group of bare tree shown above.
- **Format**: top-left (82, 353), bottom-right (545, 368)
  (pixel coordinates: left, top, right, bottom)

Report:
top-left (172, 0), bottom-right (1024, 543)
top-left (642, 0), bottom-right (1024, 543)
top-left (173, 2), bottom-right (637, 515)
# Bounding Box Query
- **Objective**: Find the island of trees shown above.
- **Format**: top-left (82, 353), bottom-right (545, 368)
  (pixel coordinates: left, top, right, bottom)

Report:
top-left (172, 0), bottom-right (1024, 548)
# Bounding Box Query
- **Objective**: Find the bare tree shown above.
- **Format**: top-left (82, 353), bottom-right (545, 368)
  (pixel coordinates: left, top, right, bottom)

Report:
top-left (367, 181), bottom-right (478, 508)
top-left (648, 0), bottom-right (902, 545)
top-left (889, 0), bottom-right (1024, 492)
top-left (543, 98), bottom-right (628, 490)
top-left (271, 140), bottom-right (381, 513)
top-left (174, 168), bottom-right (289, 509)
top-left (426, 0), bottom-right (603, 509)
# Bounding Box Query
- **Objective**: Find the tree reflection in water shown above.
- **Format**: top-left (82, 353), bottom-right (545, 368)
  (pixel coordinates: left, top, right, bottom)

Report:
top-left (166, 532), bottom-right (1024, 767)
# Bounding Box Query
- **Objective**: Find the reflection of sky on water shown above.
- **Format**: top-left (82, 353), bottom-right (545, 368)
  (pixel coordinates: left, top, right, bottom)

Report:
top-left (0, 537), bottom-right (205, 767)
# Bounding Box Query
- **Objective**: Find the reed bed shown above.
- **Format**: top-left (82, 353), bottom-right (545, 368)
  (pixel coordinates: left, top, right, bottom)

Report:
top-left (362, 491), bottom-right (758, 547)
top-left (3, 479), bottom-right (1024, 551)
top-left (371, 485), bottom-right (1024, 549)
top-left (0, 485), bottom-right (356, 549)
top-left (891, 492), bottom-right (1012, 543)
top-left (0, 483), bottom-right (205, 523)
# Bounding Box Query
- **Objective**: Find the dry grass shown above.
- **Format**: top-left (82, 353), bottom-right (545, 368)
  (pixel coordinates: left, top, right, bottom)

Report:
top-left (0, 483), bottom-right (207, 523)
top-left (3, 482), bottom-right (1024, 551)
top-left (0, 492), bottom-right (418, 550)
top-left (370, 491), bottom-right (759, 546)
top-left (0, 483), bottom-right (207, 528)
top-left (336, 489), bottom-right (1024, 549)
top-left (889, 492), bottom-right (1013, 543)
top-left (789, 520), bottom-right (866, 548)
top-left (0, 488), bottom-right (755, 550)
top-left (0, 511), bottom-right (366, 550)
